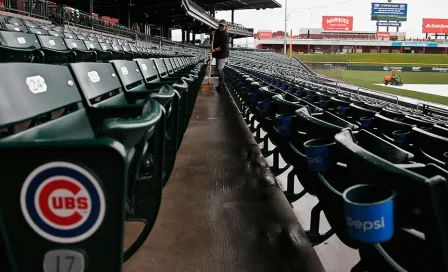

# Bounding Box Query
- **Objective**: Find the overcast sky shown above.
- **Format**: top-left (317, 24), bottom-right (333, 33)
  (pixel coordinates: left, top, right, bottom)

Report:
top-left (172, 0), bottom-right (448, 46)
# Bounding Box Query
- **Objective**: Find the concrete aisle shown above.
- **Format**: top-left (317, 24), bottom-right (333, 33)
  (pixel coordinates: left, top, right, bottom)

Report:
top-left (123, 79), bottom-right (324, 272)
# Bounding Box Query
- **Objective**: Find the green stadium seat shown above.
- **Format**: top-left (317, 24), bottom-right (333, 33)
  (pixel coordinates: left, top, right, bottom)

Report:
top-left (0, 63), bottom-right (129, 271)
top-left (135, 58), bottom-right (196, 130)
top-left (110, 59), bottom-right (183, 183)
top-left (64, 38), bottom-right (96, 62)
top-left (83, 40), bottom-right (112, 61)
top-left (374, 113), bottom-right (415, 144)
top-left (0, 31), bottom-right (40, 63)
top-left (37, 35), bottom-right (73, 64)
top-left (3, 23), bottom-right (27, 32)
top-left (68, 62), bottom-right (165, 260)
top-left (28, 28), bottom-right (48, 35)
top-left (100, 42), bottom-right (123, 60)
top-left (335, 129), bottom-right (448, 272)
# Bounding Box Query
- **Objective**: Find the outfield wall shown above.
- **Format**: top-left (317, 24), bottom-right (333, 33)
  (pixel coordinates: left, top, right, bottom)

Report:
top-left (306, 63), bottom-right (448, 72)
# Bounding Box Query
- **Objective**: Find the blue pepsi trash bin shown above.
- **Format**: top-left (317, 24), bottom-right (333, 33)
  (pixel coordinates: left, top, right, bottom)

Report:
top-left (304, 138), bottom-right (335, 172)
top-left (343, 184), bottom-right (396, 243)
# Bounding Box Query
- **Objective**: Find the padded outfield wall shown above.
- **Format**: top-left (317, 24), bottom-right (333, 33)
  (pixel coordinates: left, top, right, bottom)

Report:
top-left (306, 63), bottom-right (448, 72)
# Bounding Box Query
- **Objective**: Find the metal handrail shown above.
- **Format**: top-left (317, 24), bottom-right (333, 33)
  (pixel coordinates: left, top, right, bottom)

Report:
top-left (416, 103), bottom-right (424, 111)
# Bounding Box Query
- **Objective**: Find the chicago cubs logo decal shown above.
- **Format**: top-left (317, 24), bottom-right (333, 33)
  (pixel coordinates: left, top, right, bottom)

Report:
top-left (20, 162), bottom-right (106, 243)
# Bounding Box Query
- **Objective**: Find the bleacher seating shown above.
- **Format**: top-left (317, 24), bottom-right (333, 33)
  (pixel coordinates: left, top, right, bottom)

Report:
top-left (225, 50), bottom-right (448, 272)
top-left (0, 12), bottom-right (208, 272)
top-left (3, 5), bottom-right (448, 270)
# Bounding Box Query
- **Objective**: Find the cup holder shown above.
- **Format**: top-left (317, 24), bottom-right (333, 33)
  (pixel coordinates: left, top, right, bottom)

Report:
top-left (337, 106), bottom-right (349, 118)
top-left (276, 116), bottom-right (293, 137)
top-left (304, 138), bottom-right (335, 172)
top-left (360, 117), bottom-right (373, 129)
top-left (343, 184), bottom-right (396, 243)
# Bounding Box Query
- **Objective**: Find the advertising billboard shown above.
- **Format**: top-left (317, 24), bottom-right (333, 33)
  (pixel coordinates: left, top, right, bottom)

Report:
top-left (376, 21), bottom-right (401, 27)
top-left (371, 3), bottom-right (407, 22)
top-left (391, 41), bottom-right (438, 47)
top-left (376, 32), bottom-right (391, 38)
top-left (422, 18), bottom-right (448, 33)
top-left (258, 31), bottom-right (273, 39)
top-left (322, 16), bottom-right (353, 31)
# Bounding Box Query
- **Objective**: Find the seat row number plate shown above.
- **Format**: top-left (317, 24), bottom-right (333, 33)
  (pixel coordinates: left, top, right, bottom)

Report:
top-left (88, 71), bottom-right (101, 83)
top-left (26, 76), bottom-right (47, 94)
top-left (43, 249), bottom-right (85, 272)
top-left (17, 37), bottom-right (26, 44)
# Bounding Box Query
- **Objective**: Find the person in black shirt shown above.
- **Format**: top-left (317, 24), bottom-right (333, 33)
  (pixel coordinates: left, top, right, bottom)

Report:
top-left (211, 19), bottom-right (230, 92)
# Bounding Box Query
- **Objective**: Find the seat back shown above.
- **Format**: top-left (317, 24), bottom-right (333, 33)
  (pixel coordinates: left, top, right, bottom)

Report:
top-left (404, 115), bottom-right (434, 128)
top-left (135, 58), bottom-right (160, 83)
top-left (64, 38), bottom-right (88, 50)
top-left (28, 28), bottom-right (48, 35)
top-left (68, 62), bottom-right (128, 109)
top-left (63, 33), bottom-right (76, 39)
top-left (47, 30), bottom-right (63, 37)
top-left (100, 42), bottom-right (113, 51)
top-left (110, 60), bottom-right (147, 93)
top-left (412, 127), bottom-right (448, 165)
top-left (296, 107), bottom-right (358, 138)
top-left (84, 40), bottom-right (101, 51)
top-left (0, 63), bottom-right (92, 141)
top-left (111, 44), bottom-right (122, 52)
top-left (0, 31), bottom-right (40, 49)
top-left (355, 129), bottom-right (414, 164)
top-left (38, 35), bottom-right (68, 51)
top-left (4, 24), bottom-right (27, 33)
top-left (374, 113), bottom-right (414, 138)
top-left (153, 58), bottom-right (169, 77)
top-left (164, 58), bottom-right (175, 74)
top-left (6, 17), bottom-right (23, 26)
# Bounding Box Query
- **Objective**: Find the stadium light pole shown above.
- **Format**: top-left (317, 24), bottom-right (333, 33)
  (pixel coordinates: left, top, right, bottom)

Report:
top-left (284, 0), bottom-right (287, 54)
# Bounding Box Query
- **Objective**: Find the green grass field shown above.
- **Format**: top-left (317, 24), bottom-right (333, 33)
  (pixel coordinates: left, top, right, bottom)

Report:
top-left (296, 53), bottom-right (448, 66)
top-left (316, 69), bottom-right (448, 105)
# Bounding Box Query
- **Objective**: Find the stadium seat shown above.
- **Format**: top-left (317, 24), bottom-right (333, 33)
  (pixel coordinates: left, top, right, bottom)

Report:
top-left (110, 59), bottom-right (184, 182)
top-left (28, 28), bottom-right (48, 35)
top-left (64, 38), bottom-right (96, 62)
top-left (0, 31), bottom-right (40, 62)
top-left (68, 62), bottom-right (165, 260)
top-left (335, 129), bottom-right (448, 272)
top-left (3, 23), bottom-right (27, 32)
top-left (83, 40), bottom-right (111, 61)
top-left (0, 63), bottom-right (128, 271)
top-left (134, 58), bottom-right (193, 145)
top-left (37, 35), bottom-right (73, 64)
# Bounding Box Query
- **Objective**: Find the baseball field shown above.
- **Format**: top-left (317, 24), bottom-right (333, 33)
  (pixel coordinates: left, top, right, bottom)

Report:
top-left (296, 54), bottom-right (448, 105)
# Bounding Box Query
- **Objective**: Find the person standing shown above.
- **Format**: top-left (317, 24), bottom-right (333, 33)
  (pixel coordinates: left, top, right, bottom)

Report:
top-left (211, 19), bottom-right (230, 92)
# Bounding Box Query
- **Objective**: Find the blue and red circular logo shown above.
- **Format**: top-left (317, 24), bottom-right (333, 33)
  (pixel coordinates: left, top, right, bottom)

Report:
top-left (20, 162), bottom-right (106, 243)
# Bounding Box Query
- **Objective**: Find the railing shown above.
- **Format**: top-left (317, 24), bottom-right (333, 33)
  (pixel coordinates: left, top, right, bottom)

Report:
top-left (0, 0), bottom-right (51, 21)
top-left (58, 6), bottom-right (139, 39)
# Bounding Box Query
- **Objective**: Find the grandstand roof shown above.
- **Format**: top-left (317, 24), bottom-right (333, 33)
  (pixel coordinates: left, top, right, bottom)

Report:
top-left (195, 0), bottom-right (281, 11)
